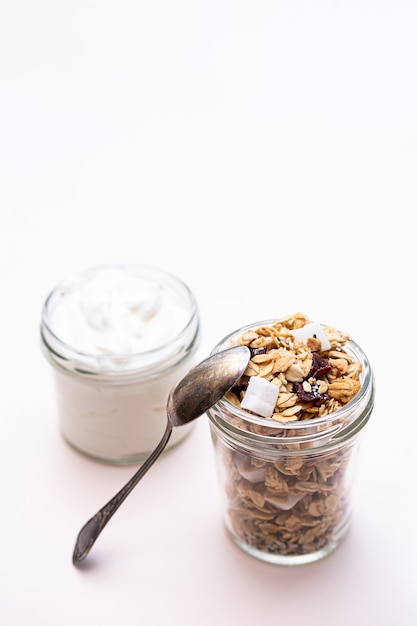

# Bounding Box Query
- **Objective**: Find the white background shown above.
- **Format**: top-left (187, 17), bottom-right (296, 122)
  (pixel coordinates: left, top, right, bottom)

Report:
top-left (1, 1), bottom-right (416, 624)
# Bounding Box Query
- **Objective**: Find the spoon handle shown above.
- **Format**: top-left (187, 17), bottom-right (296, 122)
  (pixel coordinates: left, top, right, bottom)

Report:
top-left (72, 420), bottom-right (173, 566)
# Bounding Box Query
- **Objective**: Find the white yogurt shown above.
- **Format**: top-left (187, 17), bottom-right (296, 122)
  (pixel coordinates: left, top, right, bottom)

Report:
top-left (41, 265), bottom-right (201, 464)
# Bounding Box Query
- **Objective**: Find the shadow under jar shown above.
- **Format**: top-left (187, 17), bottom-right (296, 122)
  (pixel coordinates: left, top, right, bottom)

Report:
top-left (207, 320), bottom-right (375, 565)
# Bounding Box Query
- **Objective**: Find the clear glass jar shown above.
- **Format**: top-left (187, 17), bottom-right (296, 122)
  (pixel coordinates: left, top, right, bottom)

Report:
top-left (207, 320), bottom-right (375, 565)
top-left (41, 265), bottom-right (201, 464)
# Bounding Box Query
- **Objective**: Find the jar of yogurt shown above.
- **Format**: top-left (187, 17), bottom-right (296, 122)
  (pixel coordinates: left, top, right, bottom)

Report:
top-left (41, 265), bottom-right (201, 464)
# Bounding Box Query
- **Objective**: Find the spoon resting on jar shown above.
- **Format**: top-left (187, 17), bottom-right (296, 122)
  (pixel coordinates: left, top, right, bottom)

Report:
top-left (72, 345), bottom-right (250, 566)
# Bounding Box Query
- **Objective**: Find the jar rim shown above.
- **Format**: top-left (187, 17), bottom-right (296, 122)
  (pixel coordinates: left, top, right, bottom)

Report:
top-left (40, 264), bottom-right (200, 378)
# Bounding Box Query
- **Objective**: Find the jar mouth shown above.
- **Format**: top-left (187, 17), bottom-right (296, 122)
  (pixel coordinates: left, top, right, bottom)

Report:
top-left (40, 264), bottom-right (200, 378)
top-left (209, 319), bottom-right (375, 445)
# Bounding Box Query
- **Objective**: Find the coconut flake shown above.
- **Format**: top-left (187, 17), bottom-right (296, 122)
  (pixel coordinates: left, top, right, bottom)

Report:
top-left (240, 376), bottom-right (279, 418)
top-left (290, 321), bottom-right (331, 352)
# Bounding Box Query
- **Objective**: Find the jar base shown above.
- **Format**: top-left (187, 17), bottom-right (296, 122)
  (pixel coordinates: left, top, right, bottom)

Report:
top-left (226, 525), bottom-right (349, 566)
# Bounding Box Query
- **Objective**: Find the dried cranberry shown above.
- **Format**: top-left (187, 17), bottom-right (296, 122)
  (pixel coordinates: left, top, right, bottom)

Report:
top-left (309, 353), bottom-right (331, 379)
top-left (293, 382), bottom-right (329, 403)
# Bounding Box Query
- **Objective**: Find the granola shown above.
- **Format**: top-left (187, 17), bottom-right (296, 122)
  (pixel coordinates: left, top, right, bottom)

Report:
top-left (213, 313), bottom-right (364, 560)
top-left (227, 312), bottom-right (361, 423)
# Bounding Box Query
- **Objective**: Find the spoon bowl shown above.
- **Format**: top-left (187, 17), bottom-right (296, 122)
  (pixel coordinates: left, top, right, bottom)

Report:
top-left (72, 345), bottom-right (250, 565)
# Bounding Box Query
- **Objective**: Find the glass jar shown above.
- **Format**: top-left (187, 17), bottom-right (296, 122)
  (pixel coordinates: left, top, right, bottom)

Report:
top-left (207, 320), bottom-right (375, 565)
top-left (41, 265), bottom-right (201, 464)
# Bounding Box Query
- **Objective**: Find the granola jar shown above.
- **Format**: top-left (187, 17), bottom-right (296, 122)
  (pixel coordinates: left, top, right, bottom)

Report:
top-left (41, 265), bottom-right (200, 464)
top-left (207, 320), bottom-right (375, 565)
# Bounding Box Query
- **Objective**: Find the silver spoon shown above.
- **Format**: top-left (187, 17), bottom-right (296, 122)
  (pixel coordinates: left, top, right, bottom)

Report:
top-left (72, 345), bottom-right (250, 566)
